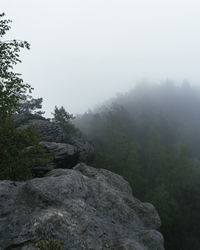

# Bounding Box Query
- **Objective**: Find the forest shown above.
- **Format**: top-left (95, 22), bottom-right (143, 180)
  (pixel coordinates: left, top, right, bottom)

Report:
top-left (75, 81), bottom-right (200, 250)
top-left (1, 11), bottom-right (200, 249)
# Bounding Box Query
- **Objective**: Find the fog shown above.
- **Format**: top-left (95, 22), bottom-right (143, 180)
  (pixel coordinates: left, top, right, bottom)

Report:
top-left (2, 0), bottom-right (200, 116)
top-left (73, 79), bottom-right (200, 250)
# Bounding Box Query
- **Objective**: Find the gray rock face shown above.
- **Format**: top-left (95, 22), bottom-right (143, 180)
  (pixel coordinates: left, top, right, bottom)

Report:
top-left (68, 135), bottom-right (95, 163)
top-left (0, 164), bottom-right (164, 250)
top-left (39, 141), bottom-right (79, 169)
top-left (17, 118), bottom-right (67, 143)
top-left (16, 115), bottom-right (94, 174)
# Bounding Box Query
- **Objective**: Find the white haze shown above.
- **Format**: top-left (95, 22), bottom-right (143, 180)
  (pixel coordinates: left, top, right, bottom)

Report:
top-left (2, 0), bottom-right (200, 116)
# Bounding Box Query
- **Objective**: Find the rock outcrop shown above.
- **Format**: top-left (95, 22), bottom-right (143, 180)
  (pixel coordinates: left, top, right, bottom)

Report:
top-left (0, 163), bottom-right (164, 250)
top-left (15, 113), bottom-right (94, 175)
top-left (9, 113), bottom-right (165, 249)
top-left (39, 141), bottom-right (79, 169)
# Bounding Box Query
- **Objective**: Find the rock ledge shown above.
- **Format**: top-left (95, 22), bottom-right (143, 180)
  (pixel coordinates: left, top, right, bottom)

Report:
top-left (0, 163), bottom-right (164, 250)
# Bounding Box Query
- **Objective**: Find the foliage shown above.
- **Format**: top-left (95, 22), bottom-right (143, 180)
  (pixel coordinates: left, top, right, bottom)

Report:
top-left (17, 96), bottom-right (45, 115)
top-left (0, 118), bottom-right (51, 181)
top-left (0, 13), bottom-right (50, 181)
top-left (76, 81), bottom-right (200, 250)
top-left (0, 13), bottom-right (32, 119)
top-left (52, 106), bottom-right (77, 134)
top-left (35, 239), bottom-right (64, 250)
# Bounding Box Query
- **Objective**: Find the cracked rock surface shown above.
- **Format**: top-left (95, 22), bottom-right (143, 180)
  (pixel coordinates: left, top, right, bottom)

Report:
top-left (0, 163), bottom-right (164, 250)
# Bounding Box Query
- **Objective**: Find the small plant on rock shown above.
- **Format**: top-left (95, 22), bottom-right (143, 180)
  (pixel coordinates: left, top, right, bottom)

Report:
top-left (35, 239), bottom-right (64, 250)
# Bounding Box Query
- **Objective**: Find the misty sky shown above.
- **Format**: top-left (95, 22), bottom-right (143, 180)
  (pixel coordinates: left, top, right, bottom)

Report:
top-left (2, 0), bottom-right (200, 116)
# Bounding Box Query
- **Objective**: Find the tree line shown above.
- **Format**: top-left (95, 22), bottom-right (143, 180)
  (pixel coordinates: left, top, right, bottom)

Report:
top-left (75, 81), bottom-right (200, 250)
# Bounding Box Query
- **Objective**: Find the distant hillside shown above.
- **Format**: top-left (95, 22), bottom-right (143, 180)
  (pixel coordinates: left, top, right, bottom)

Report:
top-left (75, 80), bottom-right (200, 250)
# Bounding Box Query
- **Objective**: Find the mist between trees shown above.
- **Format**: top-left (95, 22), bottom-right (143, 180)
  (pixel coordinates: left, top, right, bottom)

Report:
top-left (75, 81), bottom-right (200, 250)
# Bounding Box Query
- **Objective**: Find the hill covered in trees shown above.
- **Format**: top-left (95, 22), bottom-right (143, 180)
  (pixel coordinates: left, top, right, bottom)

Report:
top-left (75, 81), bottom-right (200, 250)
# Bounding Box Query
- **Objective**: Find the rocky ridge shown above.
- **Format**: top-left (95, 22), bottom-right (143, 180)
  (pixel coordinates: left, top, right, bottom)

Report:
top-left (15, 113), bottom-right (94, 175)
top-left (0, 163), bottom-right (164, 250)
top-left (0, 113), bottom-right (165, 249)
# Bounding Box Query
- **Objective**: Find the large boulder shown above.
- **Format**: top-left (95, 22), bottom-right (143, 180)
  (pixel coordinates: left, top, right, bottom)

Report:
top-left (15, 114), bottom-right (94, 174)
top-left (0, 164), bottom-right (164, 250)
top-left (67, 134), bottom-right (95, 163)
top-left (39, 141), bottom-right (79, 169)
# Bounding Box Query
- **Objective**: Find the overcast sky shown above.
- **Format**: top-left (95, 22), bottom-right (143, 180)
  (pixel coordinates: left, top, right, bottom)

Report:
top-left (2, 0), bottom-right (200, 116)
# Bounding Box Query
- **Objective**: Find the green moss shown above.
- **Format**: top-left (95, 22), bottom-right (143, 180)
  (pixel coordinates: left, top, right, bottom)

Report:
top-left (35, 239), bottom-right (64, 250)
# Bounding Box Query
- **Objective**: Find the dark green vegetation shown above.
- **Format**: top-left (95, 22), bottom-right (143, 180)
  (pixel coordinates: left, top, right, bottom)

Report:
top-left (0, 120), bottom-right (49, 181)
top-left (52, 105), bottom-right (77, 134)
top-left (35, 239), bottom-right (64, 250)
top-left (75, 81), bottom-right (200, 250)
top-left (0, 13), bottom-right (31, 118)
top-left (0, 13), bottom-right (50, 181)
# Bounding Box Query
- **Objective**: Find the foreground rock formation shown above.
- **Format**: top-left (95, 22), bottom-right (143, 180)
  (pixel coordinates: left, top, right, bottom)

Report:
top-left (0, 163), bottom-right (164, 250)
